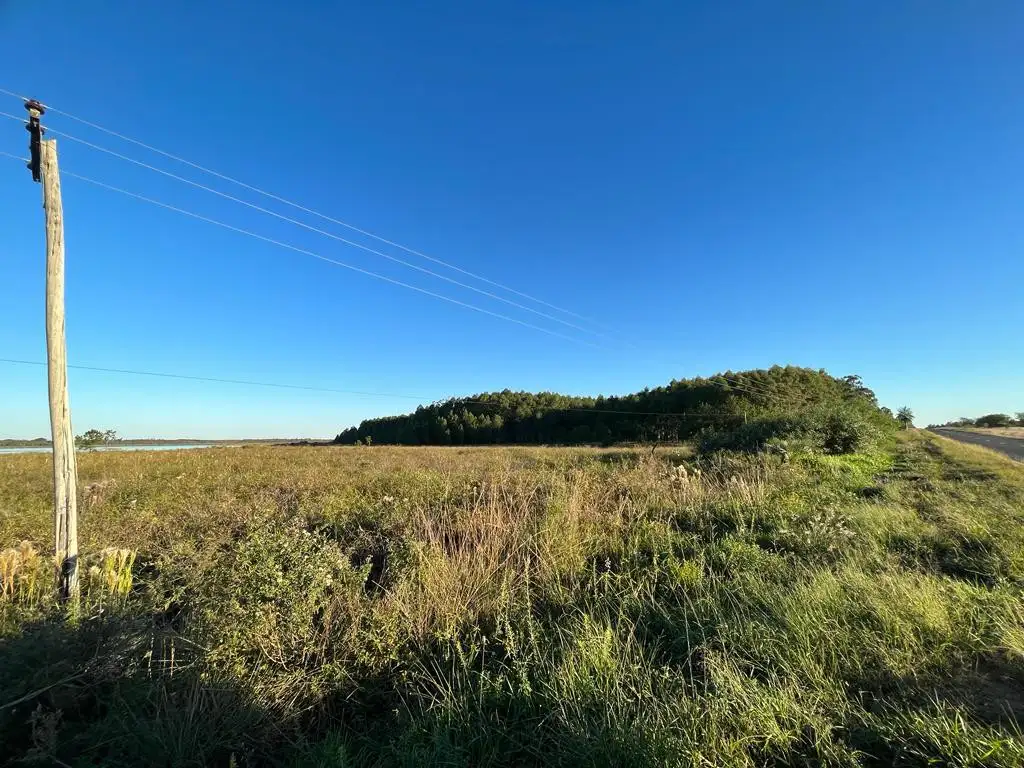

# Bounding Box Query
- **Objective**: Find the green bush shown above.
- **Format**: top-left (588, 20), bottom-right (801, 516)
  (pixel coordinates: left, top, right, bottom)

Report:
top-left (189, 519), bottom-right (367, 677)
top-left (699, 413), bottom-right (811, 453)
top-left (975, 413), bottom-right (1013, 428)
top-left (701, 405), bottom-right (884, 456)
top-left (820, 408), bottom-right (877, 454)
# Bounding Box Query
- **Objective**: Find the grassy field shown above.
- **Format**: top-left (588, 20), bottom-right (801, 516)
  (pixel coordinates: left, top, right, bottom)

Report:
top-left (2, 433), bottom-right (1023, 766)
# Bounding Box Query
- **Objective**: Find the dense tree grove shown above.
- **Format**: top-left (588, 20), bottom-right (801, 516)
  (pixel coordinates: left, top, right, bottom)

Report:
top-left (974, 413), bottom-right (1014, 428)
top-left (335, 366), bottom-right (888, 447)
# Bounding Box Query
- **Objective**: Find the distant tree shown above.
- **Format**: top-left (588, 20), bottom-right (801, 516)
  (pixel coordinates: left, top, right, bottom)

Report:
top-left (842, 375), bottom-right (878, 405)
top-left (76, 429), bottom-right (116, 449)
top-left (1016, 412), bottom-right (1024, 426)
top-left (896, 407), bottom-right (914, 429)
top-left (646, 415), bottom-right (681, 455)
top-left (975, 413), bottom-right (1012, 428)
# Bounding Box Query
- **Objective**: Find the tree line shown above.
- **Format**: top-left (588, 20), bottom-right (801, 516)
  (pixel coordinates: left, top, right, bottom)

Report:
top-left (335, 366), bottom-right (891, 447)
top-left (935, 413), bottom-right (1024, 429)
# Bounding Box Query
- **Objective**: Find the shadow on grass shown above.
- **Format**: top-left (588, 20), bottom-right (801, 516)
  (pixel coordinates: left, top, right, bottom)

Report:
top-left (0, 608), bottom-right (686, 768)
top-left (296, 680), bottom-right (690, 768)
top-left (0, 611), bottom-right (278, 767)
top-left (862, 655), bottom-right (1024, 732)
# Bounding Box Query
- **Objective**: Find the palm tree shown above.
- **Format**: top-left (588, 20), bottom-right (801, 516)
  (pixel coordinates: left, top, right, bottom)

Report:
top-left (896, 407), bottom-right (914, 430)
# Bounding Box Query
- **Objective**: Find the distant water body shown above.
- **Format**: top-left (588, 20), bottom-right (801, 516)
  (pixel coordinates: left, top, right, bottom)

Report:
top-left (0, 444), bottom-right (215, 455)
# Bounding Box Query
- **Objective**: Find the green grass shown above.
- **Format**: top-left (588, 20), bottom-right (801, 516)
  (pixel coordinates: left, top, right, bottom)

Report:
top-left (1, 433), bottom-right (1022, 766)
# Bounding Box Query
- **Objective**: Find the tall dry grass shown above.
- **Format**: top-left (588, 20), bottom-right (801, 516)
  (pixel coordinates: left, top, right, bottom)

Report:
top-left (0, 436), bottom-right (1022, 766)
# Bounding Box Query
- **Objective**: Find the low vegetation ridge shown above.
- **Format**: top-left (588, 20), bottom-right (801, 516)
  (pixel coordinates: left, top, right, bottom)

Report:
top-left (335, 365), bottom-right (893, 449)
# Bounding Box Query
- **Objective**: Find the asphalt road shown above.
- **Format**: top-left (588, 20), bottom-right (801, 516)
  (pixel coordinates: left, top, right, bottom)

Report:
top-left (930, 428), bottom-right (1024, 462)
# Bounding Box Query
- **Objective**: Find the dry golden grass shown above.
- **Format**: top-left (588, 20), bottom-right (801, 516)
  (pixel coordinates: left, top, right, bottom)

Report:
top-left (0, 444), bottom-right (683, 552)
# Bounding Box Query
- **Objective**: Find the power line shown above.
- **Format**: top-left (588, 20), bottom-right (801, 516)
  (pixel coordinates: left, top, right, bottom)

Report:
top-left (0, 149), bottom-right (820, 405)
top-left (714, 378), bottom-right (801, 401)
top-left (0, 94), bottom-right (866, 401)
top-left (0, 103), bottom-right (839, 408)
top-left (0, 358), bottom-right (755, 419)
top-left (655, 371), bottom-right (805, 403)
top-left (0, 358), bottom-right (425, 399)
top-left (717, 373), bottom-right (856, 402)
top-left (0, 88), bottom-right (615, 332)
top-left (664, 366), bottom-right (836, 402)
top-left (0, 111), bottom-right (610, 342)
top-left (0, 150), bottom-right (599, 348)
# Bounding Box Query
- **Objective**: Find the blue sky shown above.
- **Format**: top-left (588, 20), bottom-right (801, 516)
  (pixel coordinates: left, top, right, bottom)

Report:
top-left (1, 2), bottom-right (1021, 438)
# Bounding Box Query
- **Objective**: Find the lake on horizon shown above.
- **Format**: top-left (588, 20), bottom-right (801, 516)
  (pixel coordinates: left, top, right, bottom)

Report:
top-left (0, 444), bottom-right (216, 455)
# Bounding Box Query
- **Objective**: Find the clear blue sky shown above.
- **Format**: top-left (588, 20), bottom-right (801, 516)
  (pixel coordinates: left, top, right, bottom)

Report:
top-left (1, 2), bottom-right (1021, 438)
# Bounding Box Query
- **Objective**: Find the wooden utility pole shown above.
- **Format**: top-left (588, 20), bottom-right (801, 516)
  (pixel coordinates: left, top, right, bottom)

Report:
top-left (27, 100), bottom-right (79, 601)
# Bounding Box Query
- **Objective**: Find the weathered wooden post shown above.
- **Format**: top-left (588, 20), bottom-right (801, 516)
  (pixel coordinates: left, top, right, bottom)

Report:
top-left (26, 99), bottom-right (80, 602)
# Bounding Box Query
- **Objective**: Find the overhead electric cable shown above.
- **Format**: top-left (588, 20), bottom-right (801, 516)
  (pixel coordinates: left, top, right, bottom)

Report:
top-left (0, 88), bottom-right (614, 332)
top-left (0, 150), bottom-right (597, 347)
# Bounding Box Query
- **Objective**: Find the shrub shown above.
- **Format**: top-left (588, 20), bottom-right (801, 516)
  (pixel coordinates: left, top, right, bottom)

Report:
top-left (188, 519), bottom-right (368, 677)
top-left (700, 406), bottom-right (883, 456)
top-left (699, 413), bottom-right (813, 453)
top-left (975, 414), bottom-right (1013, 428)
top-left (820, 408), bottom-right (877, 454)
